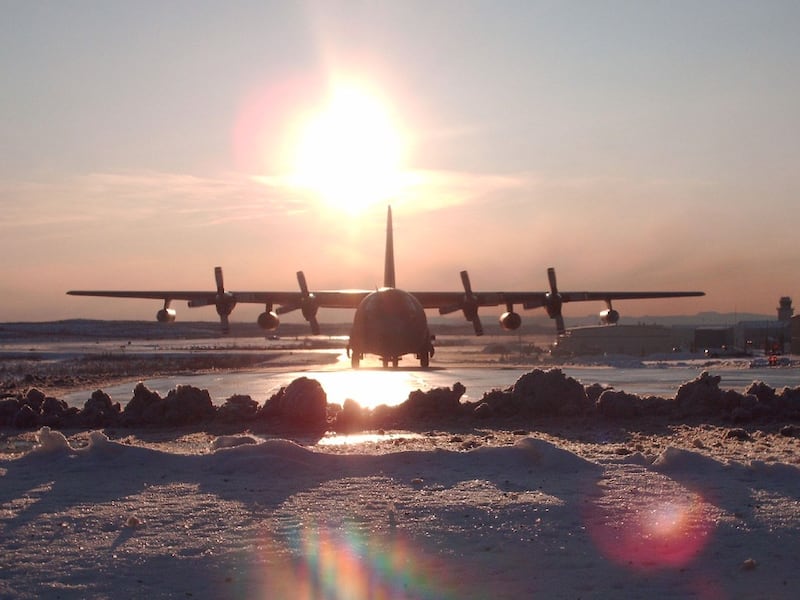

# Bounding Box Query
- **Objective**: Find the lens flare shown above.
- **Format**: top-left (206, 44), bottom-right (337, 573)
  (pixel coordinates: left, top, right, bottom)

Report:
top-left (271, 520), bottom-right (459, 600)
top-left (587, 490), bottom-right (714, 571)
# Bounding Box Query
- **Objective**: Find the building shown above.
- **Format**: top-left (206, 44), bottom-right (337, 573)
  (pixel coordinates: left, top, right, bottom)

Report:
top-left (552, 324), bottom-right (678, 356)
top-left (735, 297), bottom-right (793, 354)
top-left (778, 296), bottom-right (794, 322)
top-left (792, 315), bottom-right (800, 355)
top-left (694, 326), bottom-right (735, 352)
top-left (552, 297), bottom-right (796, 357)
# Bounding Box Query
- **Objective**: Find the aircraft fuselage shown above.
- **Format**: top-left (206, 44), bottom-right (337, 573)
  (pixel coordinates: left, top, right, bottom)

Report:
top-left (347, 287), bottom-right (433, 368)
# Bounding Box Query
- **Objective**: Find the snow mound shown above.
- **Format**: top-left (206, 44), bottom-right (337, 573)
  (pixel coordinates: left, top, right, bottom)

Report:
top-left (209, 434), bottom-right (259, 451)
top-left (506, 436), bottom-right (599, 473)
top-left (746, 459), bottom-right (800, 483)
top-left (86, 429), bottom-right (112, 449)
top-left (14, 433), bottom-right (602, 488)
top-left (33, 426), bottom-right (75, 454)
top-left (651, 446), bottom-right (724, 474)
top-left (202, 438), bottom-right (321, 474)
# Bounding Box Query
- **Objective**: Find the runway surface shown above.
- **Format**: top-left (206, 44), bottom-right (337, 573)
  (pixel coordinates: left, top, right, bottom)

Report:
top-left (63, 359), bottom-right (800, 409)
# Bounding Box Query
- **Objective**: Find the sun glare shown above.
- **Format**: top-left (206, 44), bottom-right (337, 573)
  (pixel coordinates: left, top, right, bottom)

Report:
top-left (290, 83), bottom-right (407, 214)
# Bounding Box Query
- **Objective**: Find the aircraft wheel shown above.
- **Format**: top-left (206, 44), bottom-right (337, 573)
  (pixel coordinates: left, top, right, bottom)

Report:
top-left (420, 352), bottom-right (430, 368)
top-left (391, 357), bottom-right (398, 368)
top-left (351, 354), bottom-right (360, 368)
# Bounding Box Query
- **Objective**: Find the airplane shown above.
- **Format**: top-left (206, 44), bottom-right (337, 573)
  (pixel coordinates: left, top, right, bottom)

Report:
top-left (68, 206), bottom-right (704, 368)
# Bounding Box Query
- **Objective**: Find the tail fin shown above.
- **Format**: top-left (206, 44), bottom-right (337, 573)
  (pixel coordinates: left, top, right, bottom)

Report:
top-left (384, 205), bottom-right (396, 288)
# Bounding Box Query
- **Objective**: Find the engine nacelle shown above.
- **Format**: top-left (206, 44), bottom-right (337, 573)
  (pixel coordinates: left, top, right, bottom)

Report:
top-left (499, 311), bottom-right (522, 331)
top-left (599, 309), bottom-right (619, 325)
top-left (257, 311), bottom-right (280, 331)
top-left (544, 292), bottom-right (562, 319)
top-left (215, 293), bottom-right (236, 317)
top-left (156, 308), bottom-right (176, 323)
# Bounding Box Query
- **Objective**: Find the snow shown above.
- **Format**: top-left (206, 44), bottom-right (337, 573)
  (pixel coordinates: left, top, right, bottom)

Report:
top-left (2, 427), bottom-right (799, 599)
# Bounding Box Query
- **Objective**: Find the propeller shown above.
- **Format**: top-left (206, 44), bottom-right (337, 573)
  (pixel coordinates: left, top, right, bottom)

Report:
top-left (213, 266), bottom-right (236, 334)
top-left (276, 271), bottom-right (320, 334)
top-left (544, 267), bottom-right (565, 335)
top-left (439, 270), bottom-right (483, 336)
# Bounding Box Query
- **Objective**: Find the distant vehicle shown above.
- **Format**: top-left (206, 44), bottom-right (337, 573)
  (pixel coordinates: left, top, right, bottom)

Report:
top-left (750, 354), bottom-right (790, 368)
top-left (68, 207), bottom-right (704, 368)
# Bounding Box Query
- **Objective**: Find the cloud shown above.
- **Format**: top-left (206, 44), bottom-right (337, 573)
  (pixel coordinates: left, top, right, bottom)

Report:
top-left (3, 166), bottom-right (712, 235)
top-left (4, 166), bottom-right (794, 319)
top-left (0, 171), bottom-right (311, 233)
top-left (395, 169), bottom-right (528, 213)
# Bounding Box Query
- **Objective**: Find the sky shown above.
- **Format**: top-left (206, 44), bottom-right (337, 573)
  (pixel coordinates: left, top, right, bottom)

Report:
top-left (2, 0), bottom-right (799, 324)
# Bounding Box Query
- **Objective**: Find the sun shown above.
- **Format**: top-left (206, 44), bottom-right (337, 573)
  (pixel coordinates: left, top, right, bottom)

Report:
top-left (289, 83), bottom-right (407, 214)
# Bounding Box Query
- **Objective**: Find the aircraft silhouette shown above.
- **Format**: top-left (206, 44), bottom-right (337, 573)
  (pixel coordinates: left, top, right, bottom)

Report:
top-left (68, 206), bottom-right (704, 368)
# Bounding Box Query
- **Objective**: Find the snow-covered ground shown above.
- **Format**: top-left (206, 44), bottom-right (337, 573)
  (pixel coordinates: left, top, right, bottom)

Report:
top-left (2, 331), bottom-right (800, 598)
top-left (2, 426), bottom-right (799, 599)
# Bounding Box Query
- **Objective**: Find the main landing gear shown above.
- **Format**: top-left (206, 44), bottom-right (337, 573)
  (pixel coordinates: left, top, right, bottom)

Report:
top-left (417, 340), bottom-right (434, 368)
top-left (346, 344), bottom-right (433, 369)
top-left (346, 344), bottom-right (361, 368)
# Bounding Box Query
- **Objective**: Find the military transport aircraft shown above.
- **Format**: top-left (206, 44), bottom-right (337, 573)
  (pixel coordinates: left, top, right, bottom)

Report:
top-left (68, 206), bottom-right (704, 368)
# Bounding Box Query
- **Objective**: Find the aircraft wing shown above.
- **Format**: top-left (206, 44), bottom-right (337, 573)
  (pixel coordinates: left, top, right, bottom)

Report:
top-left (68, 265), bottom-right (703, 337)
top-left (512, 290), bottom-right (705, 309)
top-left (414, 290), bottom-right (703, 310)
top-left (411, 291), bottom-right (504, 309)
top-left (66, 282), bottom-right (371, 335)
top-left (66, 289), bottom-right (321, 306)
top-left (69, 289), bottom-right (702, 310)
top-left (68, 265), bottom-right (372, 312)
top-left (410, 267), bottom-right (703, 336)
top-left (66, 289), bottom-right (373, 310)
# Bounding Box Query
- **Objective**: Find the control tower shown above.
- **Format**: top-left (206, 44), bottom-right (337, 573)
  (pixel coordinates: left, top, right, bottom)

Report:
top-left (778, 297), bottom-right (794, 322)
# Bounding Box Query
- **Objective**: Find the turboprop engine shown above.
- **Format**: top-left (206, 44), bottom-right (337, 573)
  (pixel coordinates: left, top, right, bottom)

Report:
top-left (599, 309), bottom-right (620, 325)
top-left (156, 308), bottom-right (176, 323)
top-left (499, 310), bottom-right (522, 331)
top-left (257, 311), bottom-right (280, 331)
top-left (274, 271), bottom-right (321, 334)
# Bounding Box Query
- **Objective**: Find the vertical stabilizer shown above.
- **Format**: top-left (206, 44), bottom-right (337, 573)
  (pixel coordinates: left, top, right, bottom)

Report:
top-left (384, 205), bottom-right (396, 288)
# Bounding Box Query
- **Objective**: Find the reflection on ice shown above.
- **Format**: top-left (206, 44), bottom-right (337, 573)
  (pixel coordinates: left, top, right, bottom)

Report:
top-left (61, 368), bottom-right (433, 409)
top-left (62, 361), bottom-right (800, 411)
top-left (317, 431), bottom-right (424, 446)
top-left (308, 370), bottom-right (428, 408)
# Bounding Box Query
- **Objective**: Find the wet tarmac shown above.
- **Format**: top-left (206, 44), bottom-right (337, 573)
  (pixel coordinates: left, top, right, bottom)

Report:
top-left (63, 360), bottom-right (800, 409)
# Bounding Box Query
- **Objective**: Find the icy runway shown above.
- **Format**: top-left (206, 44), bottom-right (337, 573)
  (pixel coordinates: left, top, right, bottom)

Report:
top-left (63, 359), bottom-right (800, 410)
